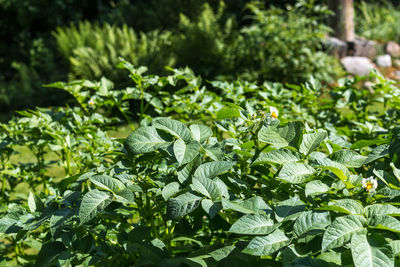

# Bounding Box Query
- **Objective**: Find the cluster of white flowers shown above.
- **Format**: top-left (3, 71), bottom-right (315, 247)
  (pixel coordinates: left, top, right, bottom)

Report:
top-left (362, 177), bottom-right (378, 192)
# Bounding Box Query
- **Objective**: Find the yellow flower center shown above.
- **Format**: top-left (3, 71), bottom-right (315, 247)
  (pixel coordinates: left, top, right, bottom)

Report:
top-left (271, 111), bottom-right (278, 119)
top-left (366, 182), bottom-right (373, 191)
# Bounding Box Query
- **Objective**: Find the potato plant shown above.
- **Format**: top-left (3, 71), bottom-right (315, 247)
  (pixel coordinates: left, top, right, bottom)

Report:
top-left (1, 61), bottom-right (400, 266)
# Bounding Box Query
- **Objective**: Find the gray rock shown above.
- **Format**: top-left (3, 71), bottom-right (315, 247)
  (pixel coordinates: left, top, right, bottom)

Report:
top-left (353, 38), bottom-right (378, 59)
top-left (324, 36), bottom-right (347, 58)
top-left (341, 56), bottom-right (375, 76)
top-left (376, 54), bottom-right (392, 68)
top-left (386, 41), bottom-right (400, 58)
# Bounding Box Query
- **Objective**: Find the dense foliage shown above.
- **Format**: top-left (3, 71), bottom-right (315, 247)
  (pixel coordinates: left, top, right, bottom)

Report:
top-left (0, 0), bottom-right (342, 115)
top-left (1, 60), bottom-right (400, 266)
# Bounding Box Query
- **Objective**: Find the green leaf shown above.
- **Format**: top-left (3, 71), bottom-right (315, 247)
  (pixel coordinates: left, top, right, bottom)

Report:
top-left (192, 176), bottom-right (221, 201)
top-left (258, 127), bottom-right (289, 148)
top-left (391, 240), bottom-right (400, 256)
top-left (124, 126), bottom-right (170, 154)
top-left (278, 163), bottom-right (316, 184)
top-left (217, 107), bottom-right (241, 120)
top-left (275, 196), bottom-right (306, 222)
top-left (173, 140), bottom-right (200, 165)
top-left (293, 211), bottom-right (331, 238)
top-left (162, 182), bottom-right (180, 200)
top-left (28, 192), bottom-right (44, 213)
top-left (368, 215), bottom-right (400, 233)
top-left (79, 189), bottom-right (112, 224)
top-left (193, 161), bottom-right (235, 179)
top-left (89, 175), bottom-right (125, 193)
top-left (327, 199), bottom-right (365, 215)
top-left (278, 121), bottom-right (304, 148)
top-left (252, 148), bottom-right (301, 165)
top-left (316, 158), bottom-right (352, 187)
top-left (222, 196), bottom-right (272, 214)
top-left (167, 192), bottom-right (202, 219)
top-left (177, 157), bottom-right (201, 184)
top-left (351, 231), bottom-right (394, 267)
top-left (201, 199), bottom-right (222, 219)
top-left (299, 130), bottom-right (327, 155)
top-left (305, 180), bottom-right (330, 197)
top-left (366, 204), bottom-right (400, 217)
top-left (364, 144), bottom-right (389, 165)
top-left (153, 118), bottom-right (191, 142)
top-left (322, 215), bottom-right (366, 252)
top-left (114, 188), bottom-right (135, 204)
top-left (331, 149), bottom-right (367, 168)
top-left (50, 208), bottom-right (73, 237)
top-left (190, 124), bottom-right (212, 143)
top-left (229, 214), bottom-right (275, 235)
top-left (209, 245), bottom-right (235, 261)
top-left (35, 241), bottom-right (66, 267)
top-left (243, 229), bottom-right (290, 256)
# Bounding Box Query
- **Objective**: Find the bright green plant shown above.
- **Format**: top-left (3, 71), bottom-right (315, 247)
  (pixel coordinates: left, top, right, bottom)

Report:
top-left (54, 22), bottom-right (174, 82)
top-left (1, 61), bottom-right (400, 266)
top-left (356, 1), bottom-right (400, 43)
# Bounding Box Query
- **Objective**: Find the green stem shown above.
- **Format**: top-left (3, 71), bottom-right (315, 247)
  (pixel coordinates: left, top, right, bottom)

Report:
top-left (66, 150), bottom-right (72, 176)
top-left (117, 104), bottom-right (135, 130)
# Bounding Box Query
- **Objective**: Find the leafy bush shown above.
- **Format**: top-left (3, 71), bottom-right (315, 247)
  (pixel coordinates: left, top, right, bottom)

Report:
top-left (356, 1), bottom-right (400, 43)
top-left (1, 61), bottom-right (400, 265)
top-left (54, 22), bottom-right (175, 83)
top-left (240, 2), bottom-right (342, 83)
top-left (172, 2), bottom-right (245, 79)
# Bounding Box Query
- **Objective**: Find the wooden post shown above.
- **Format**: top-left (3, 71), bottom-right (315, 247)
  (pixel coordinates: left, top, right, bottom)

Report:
top-left (329, 0), bottom-right (355, 42)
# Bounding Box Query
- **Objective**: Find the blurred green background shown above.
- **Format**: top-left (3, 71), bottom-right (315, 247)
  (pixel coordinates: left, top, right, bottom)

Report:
top-left (1, 0), bottom-right (399, 120)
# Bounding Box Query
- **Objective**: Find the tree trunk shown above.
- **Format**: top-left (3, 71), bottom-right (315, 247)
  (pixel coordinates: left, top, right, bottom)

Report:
top-left (329, 0), bottom-right (355, 42)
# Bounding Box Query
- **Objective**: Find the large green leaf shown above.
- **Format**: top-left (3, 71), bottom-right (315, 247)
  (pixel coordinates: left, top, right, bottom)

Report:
top-left (293, 211), bottom-right (331, 238)
top-left (79, 189), bottom-right (112, 224)
top-left (162, 182), bottom-right (180, 200)
top-left (331, 149), bottom-right (367, 168)
top-left (364, 144), bottom-right (389, 165)
top-left (258, 126), bottom-right (289, 148)
top-left (322, 214), bottom-right (366, 252)
top-left (316, 158), bottom-right (351, 186)
top-left (192, 176), bottom-right (221, 201)
top-left (326, 199), bottom-right (365, 215)
top-left (201, 199), bottom-right (222, 219)
top-left (153, 118), bottom-right (191, 142)
top-left (258, 122), bottom-right (303, 149)
top-left (167, 192), bottom-right (202, 219)
top-left (217, 107), bottom-right (241, 120)
top-left (190, 124), bottom-right (212, 143)
top-left (89, 175), bottom-right (125, 193)
top-left (368, 215), bottom-right (400, 233)
top-left (242, 229), bottom-right (290, 256)
top-left (50, 208), bottom-right (73, 237)
top-left (124, 126), bottom-right (170, 154)
top-left (173, 140), bottom-right (200, 165)
top-left (177, 157), bottom-right (201, 184)
top-left (366, 204), bottom-right (400, 217)
top-left (275, 196), bottom-right (306, 222)
top-left (229, 214), bottom-right (275, 235)
top-left (351, 231), bottom-right (394, 267)
top-left (27, 192), bottom-right (44, 213)
top-left (222, 196), bottom-right (272, 214)
top-left (252, 148), bottom-right (301, 165)
top-left (193, 161), bottom-right (235, 180)
top-left (278, 163), bottom-right (316, 184)
top-left (299, 130), bottom-right (327, 155)
top-left (305, 180), bottom-right (330, 197)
